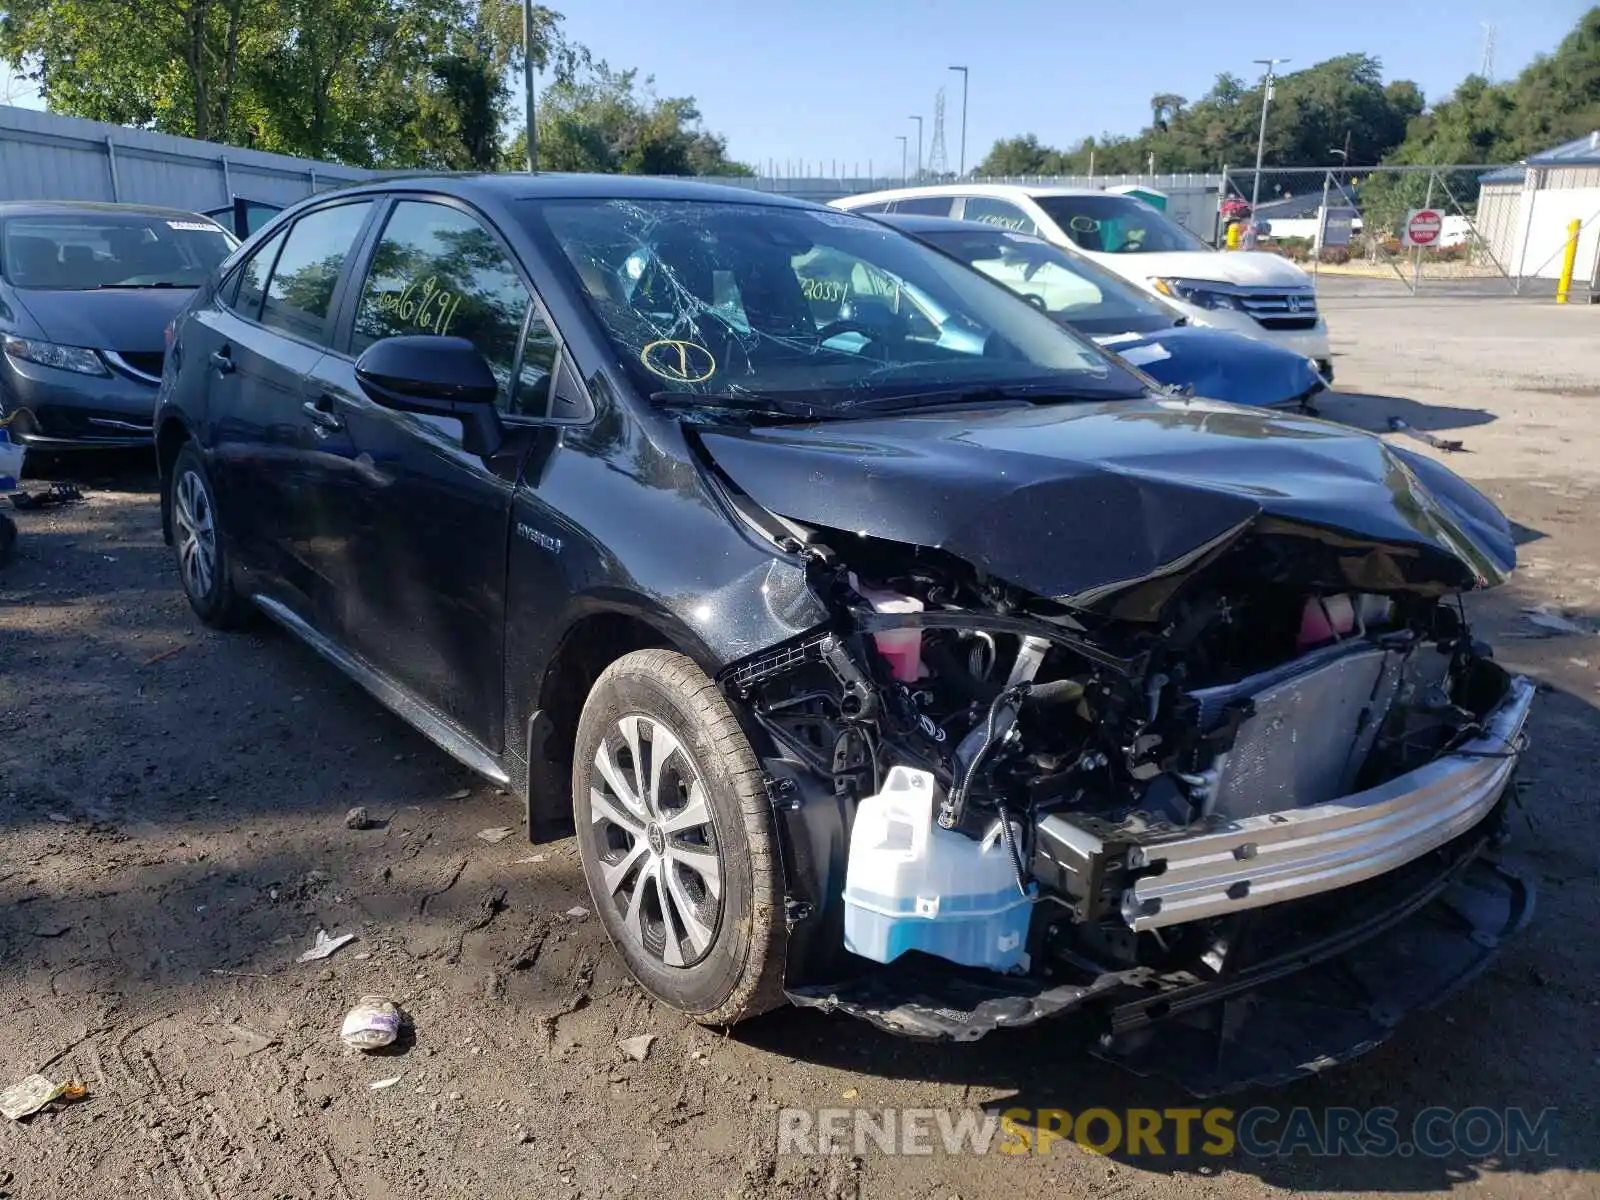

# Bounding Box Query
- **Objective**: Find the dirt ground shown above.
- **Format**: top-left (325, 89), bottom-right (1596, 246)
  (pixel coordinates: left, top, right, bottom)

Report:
top-left (3, 295), bottom-right (1599, 1200)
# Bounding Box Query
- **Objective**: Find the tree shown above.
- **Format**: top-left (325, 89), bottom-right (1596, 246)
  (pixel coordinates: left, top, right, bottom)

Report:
top-left (1150, 93), bottom-right (1186, 132)
top-left (1, 0), bottom-right (257, 140)
top-left (0, 0), bottom-right (580, 169)
top-left (974, 54), bottom-right (1426, 176)
top-left (1385, 7), bottom-right (1600, 167)
top-left (506, 60), bottom-right (751, 176)
top-left (975, 134), bottom-right (1063, 176)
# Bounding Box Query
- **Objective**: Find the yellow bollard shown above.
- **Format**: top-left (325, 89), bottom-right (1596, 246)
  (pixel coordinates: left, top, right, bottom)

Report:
top-left (1556, 218), bottom-right (1582, 303)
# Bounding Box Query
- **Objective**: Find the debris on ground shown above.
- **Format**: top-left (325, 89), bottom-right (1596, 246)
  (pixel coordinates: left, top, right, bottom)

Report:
top-left (340, 996), bottom-right (403, 1050)
top-left (45, 812), bottom-right (74, 825)
top-left (1, 1074), bottom-right (87, 1121)
top-left (1386, 416), bottom-right (1465, 453)
top-left (565, 906), bottom-right (590, 920)
top-left (1523, 605), bottom-right (1591, 636)
top-left (9, 482), bottom-right (84, 511)
top-left (223, 1024), bottom-right (280, 1057)
top-left (297, 930), bottom-right (358, 963)
top-left (368, 1076), bottom-right (402, 1090)
top-left (476, 827), bottom-right (514, 844)
top-left (344, 806), bottom-right (373, 830)
top-left (618, 1034), bottom-right (657, 1063)
top-left (141, 645), bottom-right (186, 667)
top-left (516, 853), bottom-right (548, 864)
top-left (444, 788), bottom-right (472, 801)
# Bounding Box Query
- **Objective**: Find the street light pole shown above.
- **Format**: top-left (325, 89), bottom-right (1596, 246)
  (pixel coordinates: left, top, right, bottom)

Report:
top-left (523, 0), bottom-right (538, 172)
top-left (896, 135), bottom-right (908, 184)
top-left (1328, 146), bottom-right (1348, 189)
top-left (909, 115), bottom-right (924, 181)
top-left (1249, 57), bottom-right (1288, 217)
top-left (948, 66), bottom-right (968, 177)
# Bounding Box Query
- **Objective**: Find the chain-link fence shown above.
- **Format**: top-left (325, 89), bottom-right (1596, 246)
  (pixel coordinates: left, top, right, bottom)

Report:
top-left (1217, 164), bottom-right (1600, 299)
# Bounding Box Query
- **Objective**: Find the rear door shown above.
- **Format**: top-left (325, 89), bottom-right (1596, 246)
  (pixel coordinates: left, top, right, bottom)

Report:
top-left (305, 196), bottom-right (552, 748)
top-left (202, 200), bottom-right (376, 619)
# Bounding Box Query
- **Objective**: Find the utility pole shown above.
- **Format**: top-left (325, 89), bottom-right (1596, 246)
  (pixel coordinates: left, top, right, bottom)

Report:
top-left (909, 115), bottom-right (924, 181)
top-left (896, 136), bottom-right (908, 184)
top-left (949, 66), bottom-right (969, 177)
top-left (1249, 57), bottom-right (1289, 222)
top-left (523, 0), bottom-right (538, 172)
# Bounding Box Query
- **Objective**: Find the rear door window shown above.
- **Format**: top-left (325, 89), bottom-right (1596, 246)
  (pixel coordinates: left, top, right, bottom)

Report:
top-left (891, 196), bottom-right (955, 216)
top-left (226, 228), bottom-right (287, 317)
top-left (260, 202), bottom-right (375, 346)
top-left (960, 196), bottom-right (1038, 234)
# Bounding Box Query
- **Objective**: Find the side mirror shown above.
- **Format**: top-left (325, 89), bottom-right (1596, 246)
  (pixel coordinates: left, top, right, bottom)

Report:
top-left (355, 335), bottom-right (503, 455)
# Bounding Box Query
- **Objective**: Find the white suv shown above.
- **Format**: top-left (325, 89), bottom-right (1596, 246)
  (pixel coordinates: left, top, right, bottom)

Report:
top-left (834, 184), bottom-right (1332, 377)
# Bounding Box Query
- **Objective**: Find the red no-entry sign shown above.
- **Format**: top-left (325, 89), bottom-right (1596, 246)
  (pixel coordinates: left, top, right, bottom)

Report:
top-left (1403, 208), bottom-right (1444, 247)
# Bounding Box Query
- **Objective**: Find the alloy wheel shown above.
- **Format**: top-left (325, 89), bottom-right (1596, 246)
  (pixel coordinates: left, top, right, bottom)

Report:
top-left (587, 713), bottom-right (724, 968)
top-left (173, 469), bottom-right (217, 601)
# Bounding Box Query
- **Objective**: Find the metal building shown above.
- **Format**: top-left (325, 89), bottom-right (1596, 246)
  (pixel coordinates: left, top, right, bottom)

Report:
top-left (1476, 132), bottom-right (1600, 283)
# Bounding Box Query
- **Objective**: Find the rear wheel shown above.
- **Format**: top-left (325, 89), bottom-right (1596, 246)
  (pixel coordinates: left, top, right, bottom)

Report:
top-left (170, 442), bottom-right (251, 628)
top-left (572, 649), bottom-right (788, 1024)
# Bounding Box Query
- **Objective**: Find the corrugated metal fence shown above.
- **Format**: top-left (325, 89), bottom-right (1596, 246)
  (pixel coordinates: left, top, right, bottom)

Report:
top-left (0, 105), bottom-right (376, 209)
top-left (2, 105), bottom-right (1225, 240)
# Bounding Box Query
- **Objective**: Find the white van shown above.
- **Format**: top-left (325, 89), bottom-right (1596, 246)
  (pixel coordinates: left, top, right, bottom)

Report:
top-left (833, 184), bottom-right (1331, 377)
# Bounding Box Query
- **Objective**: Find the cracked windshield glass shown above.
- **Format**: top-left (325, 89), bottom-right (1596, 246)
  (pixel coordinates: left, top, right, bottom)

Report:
top-left (526, 199), bottom-right (1145, 413)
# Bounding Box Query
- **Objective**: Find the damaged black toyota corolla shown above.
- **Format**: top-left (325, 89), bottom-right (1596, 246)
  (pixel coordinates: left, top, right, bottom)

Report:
top-left (156, 177), bottom-right (1533, 1094)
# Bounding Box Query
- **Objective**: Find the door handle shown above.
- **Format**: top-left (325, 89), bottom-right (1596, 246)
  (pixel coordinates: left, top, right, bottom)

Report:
top-left (209, 349), bottom-right (235, 374)
top-left (301, 397), bottom-right (345, 433)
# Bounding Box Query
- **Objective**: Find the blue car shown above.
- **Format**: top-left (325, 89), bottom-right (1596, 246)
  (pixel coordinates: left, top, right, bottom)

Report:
top-left (879, 213), bottom-right (1326, 411)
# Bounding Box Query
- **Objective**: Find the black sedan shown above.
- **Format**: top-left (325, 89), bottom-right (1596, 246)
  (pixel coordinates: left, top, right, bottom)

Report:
top-left (0, 202), bottom-right (236, 449)
top-left (156, 174), bottom-right (1531, 1092)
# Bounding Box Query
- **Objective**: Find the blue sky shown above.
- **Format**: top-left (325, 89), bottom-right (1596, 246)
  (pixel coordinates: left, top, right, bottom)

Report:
top-left (551, 0), bottom-right (1592, 173)
top-left (4, 0), bottom-right (1592, 172)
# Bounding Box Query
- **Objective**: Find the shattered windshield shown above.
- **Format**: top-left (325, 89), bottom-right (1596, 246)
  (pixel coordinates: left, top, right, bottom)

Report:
top-left (524, 198), bottom-right (1146, 410)
top-left (918, 227), bottom-right (1180, 337)
top-left (1034, 195), bottom-right (1212, 255)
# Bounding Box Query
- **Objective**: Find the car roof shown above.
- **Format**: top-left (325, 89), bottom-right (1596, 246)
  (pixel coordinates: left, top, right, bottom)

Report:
top-left (0, 200), bottom-right (226, 222)
top-left (836, 183), bottom-right (1107, 207)
top-left (312, 172), bottom-right (820, 210)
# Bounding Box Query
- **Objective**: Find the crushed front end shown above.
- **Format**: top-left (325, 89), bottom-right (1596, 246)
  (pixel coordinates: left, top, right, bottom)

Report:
top-left (717, 519), bottom-right (1534, 1093)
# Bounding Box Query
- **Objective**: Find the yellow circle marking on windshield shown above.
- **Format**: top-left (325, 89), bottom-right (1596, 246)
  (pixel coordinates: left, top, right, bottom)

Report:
top-left (640, 339), bottom-right (717, 384)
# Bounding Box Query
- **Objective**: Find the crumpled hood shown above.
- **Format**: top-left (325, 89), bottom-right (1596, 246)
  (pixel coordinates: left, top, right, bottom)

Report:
top-left (1096, 325), bottom-right (1322, 408)
top-left (698, 398), bottom-right (1514, 610)
top-left (11, 287), bottom-right (193, 352)
top-left (1083, 249), bottom-right (1312, 289)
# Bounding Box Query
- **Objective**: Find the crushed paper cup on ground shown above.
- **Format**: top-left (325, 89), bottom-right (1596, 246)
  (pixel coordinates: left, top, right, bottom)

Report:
top-left (341, 996), bottom-right (403, 1050)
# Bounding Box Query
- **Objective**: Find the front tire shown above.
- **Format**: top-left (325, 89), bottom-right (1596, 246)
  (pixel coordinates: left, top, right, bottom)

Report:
top-left (170, 442), bottom-right (251, 629)
top-left (572, 649), bottom-right (788, 1024)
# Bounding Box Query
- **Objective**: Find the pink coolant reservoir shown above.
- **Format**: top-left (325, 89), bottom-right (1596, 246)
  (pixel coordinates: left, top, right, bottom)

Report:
top-left (1296, 593), bottom-right (1357, 650)
top-left (853, 578), bottom-right (925, 681)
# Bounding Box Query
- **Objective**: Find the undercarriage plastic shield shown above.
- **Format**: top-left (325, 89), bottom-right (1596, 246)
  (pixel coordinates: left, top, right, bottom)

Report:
top-left (1095, 857), bottom-right (1533, 1095)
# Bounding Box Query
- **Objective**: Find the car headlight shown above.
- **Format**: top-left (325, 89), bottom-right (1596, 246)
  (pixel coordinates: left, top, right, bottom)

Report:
top-left (3, 336), bottom-right (110, 377)
top-left (1151, 278), bottom-right (1239, 311)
